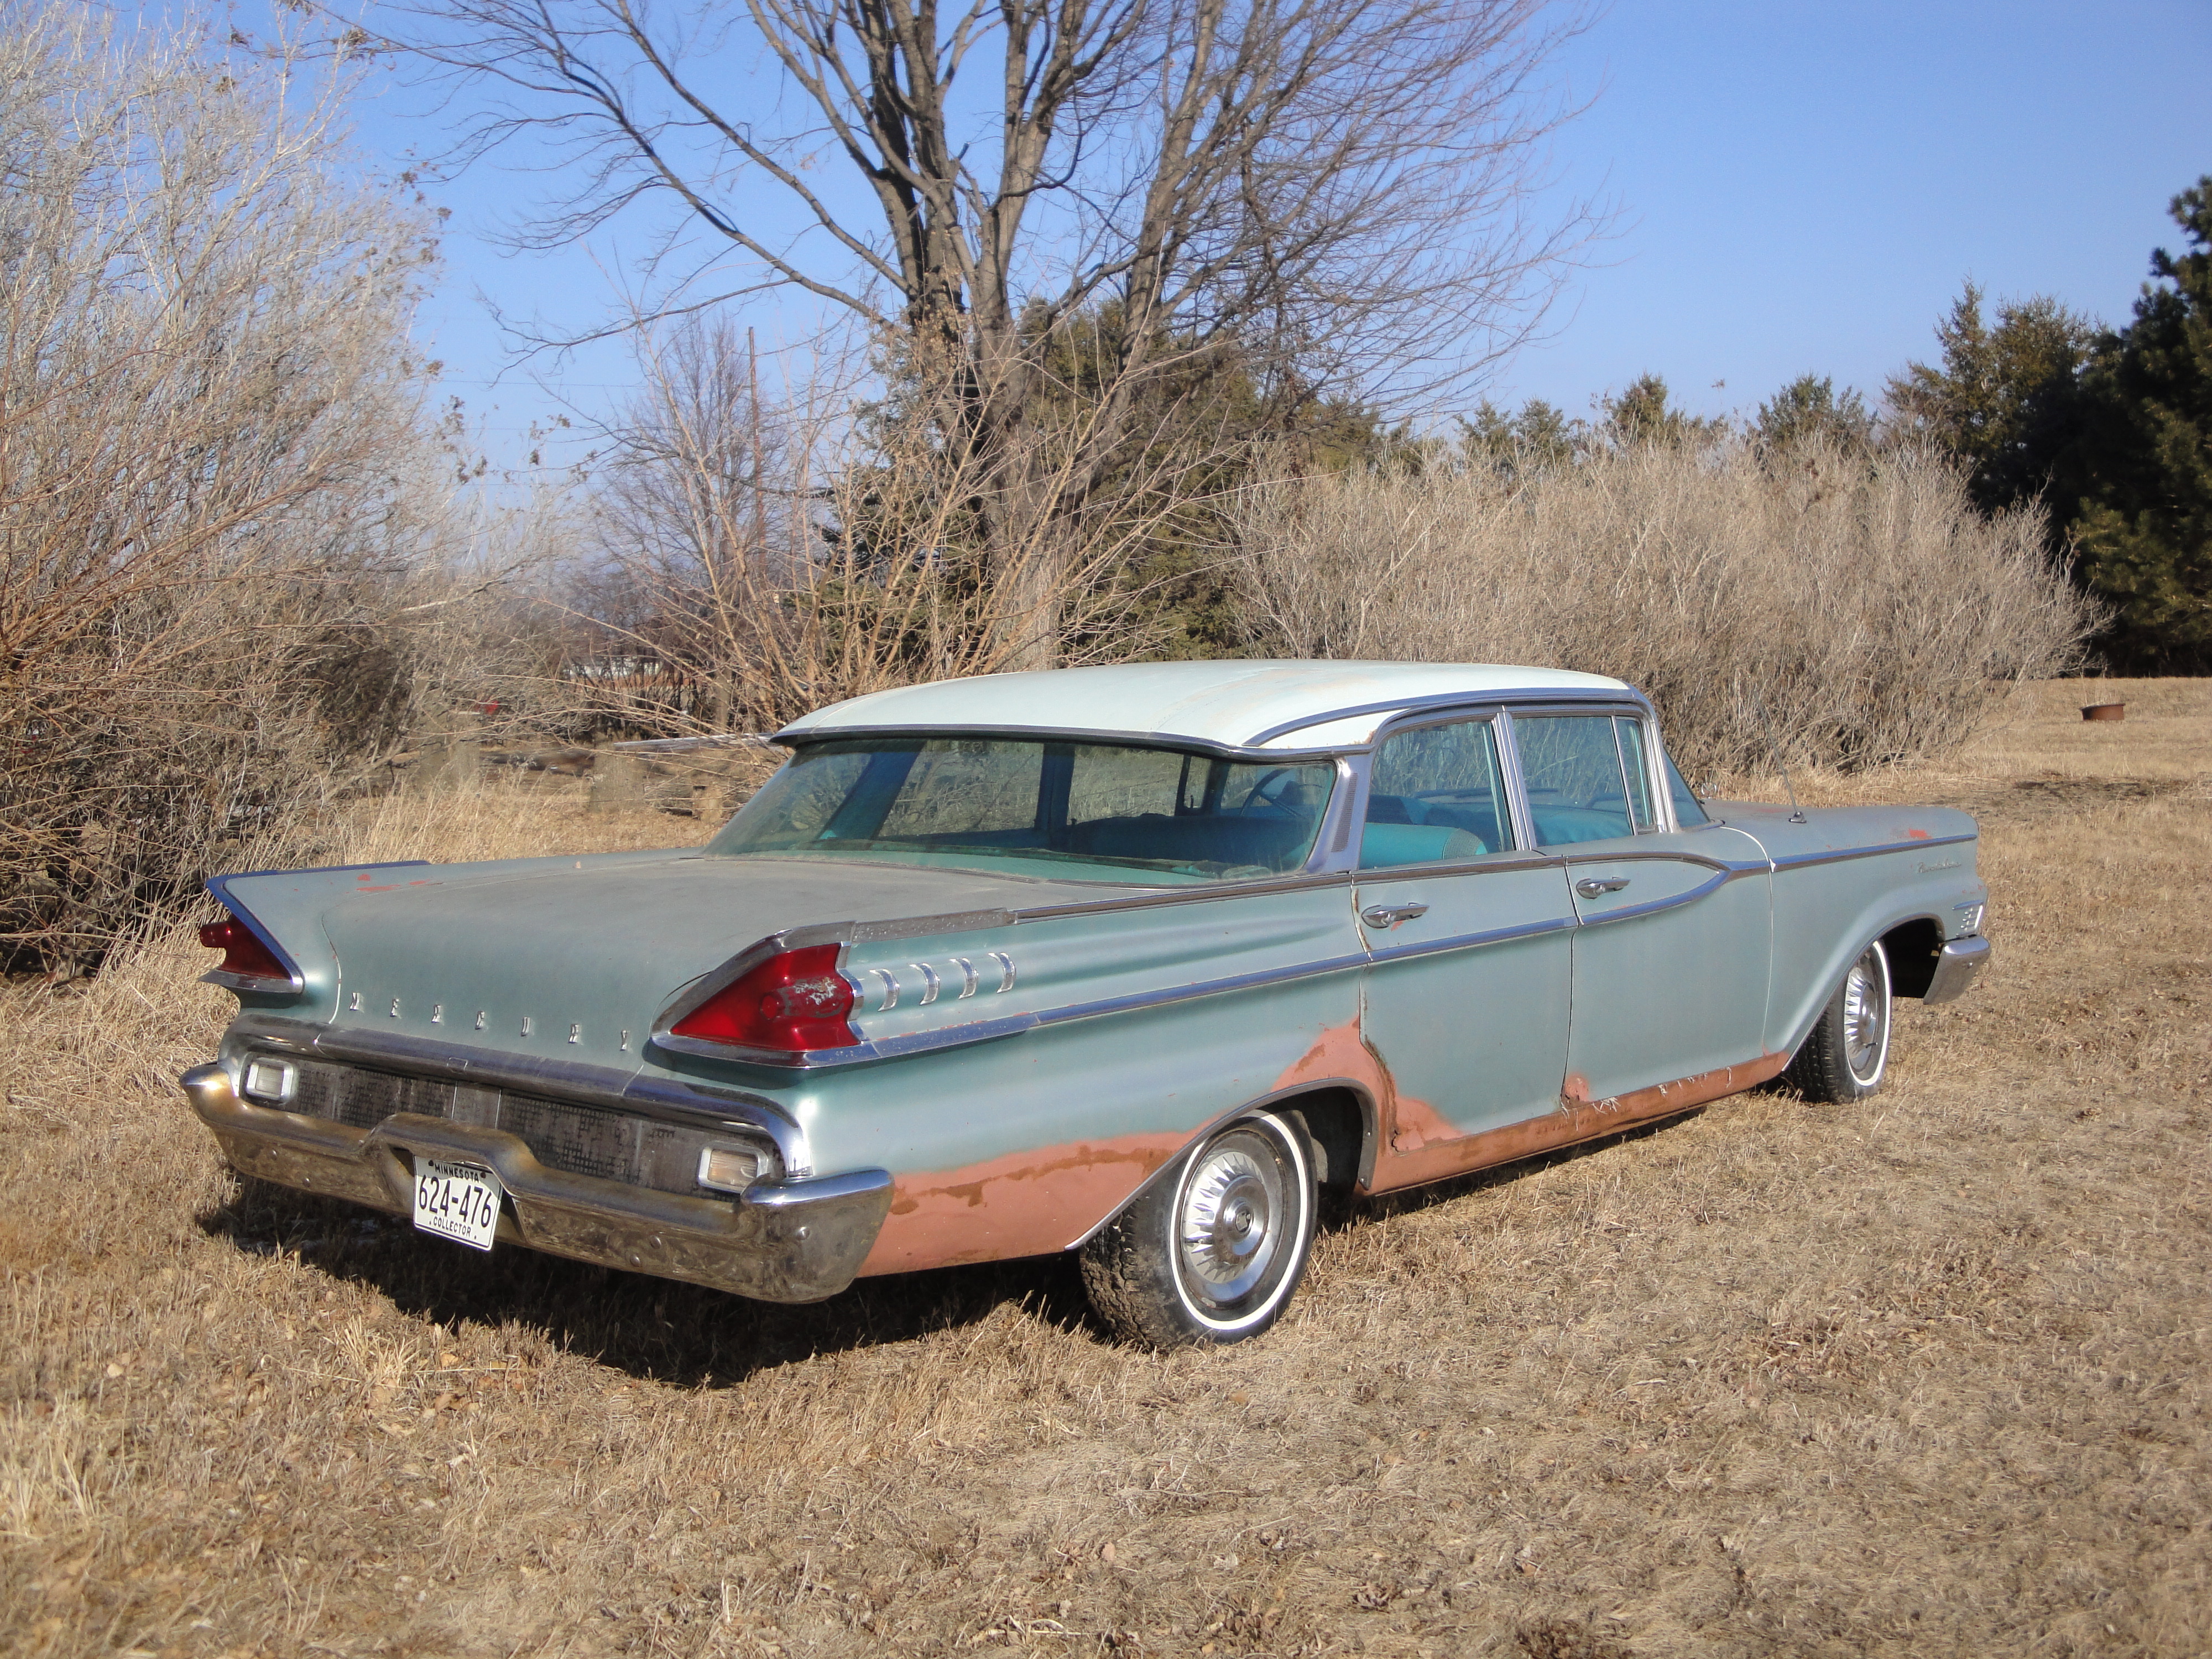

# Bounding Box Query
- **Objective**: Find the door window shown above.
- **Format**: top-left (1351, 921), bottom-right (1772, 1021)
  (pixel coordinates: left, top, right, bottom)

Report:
top-left (1665, 749), bottom-right (1709, 826)
top-left (1361, 719), bottom-right (1514, 868)
top-left (1512, 714), bottom-right (1637, 847)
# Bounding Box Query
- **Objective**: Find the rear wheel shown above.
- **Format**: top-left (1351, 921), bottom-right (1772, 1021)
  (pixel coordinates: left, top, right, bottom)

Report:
top-left (1787, 939), bottom-right (1892, 1102)
top-left (1079, 1108), bottom-right (1317, 1349)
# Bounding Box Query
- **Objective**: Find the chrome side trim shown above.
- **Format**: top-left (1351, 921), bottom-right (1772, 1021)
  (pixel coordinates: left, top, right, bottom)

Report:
top-left (1921, 935), bottom-right (1991, 1004)
top-left (1364, 915), bottom-right (1576, 966)
top-left (1768, 832), bottom-right (1978, 872)
top-left (1567, 865), bottom-right (1745, 928)
top-left (1561, 847), bottom-right (1748, 873)
top-left (1029, 951), bottom-right (1370, 1031)
top-left (653, 946), bottom-right (1379, 1070)
top-left (180, 1066), bottom-right (889, 1304)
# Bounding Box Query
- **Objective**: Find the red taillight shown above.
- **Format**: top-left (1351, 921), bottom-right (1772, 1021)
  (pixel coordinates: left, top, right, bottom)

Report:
top-left (198, 916), bottom-right (293, 985)
top-left (670, 945), bottom-right (857, 1054)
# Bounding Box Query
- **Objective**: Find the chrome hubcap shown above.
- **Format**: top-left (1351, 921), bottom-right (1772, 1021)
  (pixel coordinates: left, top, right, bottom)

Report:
top-left (1843, 946), bottom-right (1888, 1083)
top-left (1177, 1133), bottom-right (1283, 1307)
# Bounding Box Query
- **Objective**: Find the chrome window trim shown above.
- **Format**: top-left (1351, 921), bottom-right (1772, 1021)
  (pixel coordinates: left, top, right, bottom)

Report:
top-left (1245, 686), bottom-right (1652, 749)
top-left (1356, 704), bottom-right (1532, 865)
top-left (1493, 702), bottom-right (1657, 852)
top-left (774, 687), bottom-right (1656, 763)
top-left (1302, 756), bottom-right (1365, 875)
top-left (768, 724), bottom-right (1344, 763)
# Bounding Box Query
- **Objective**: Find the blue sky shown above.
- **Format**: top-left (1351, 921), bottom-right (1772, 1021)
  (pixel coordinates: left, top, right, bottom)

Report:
top-left (292, 0), bottom-right (2211, 469)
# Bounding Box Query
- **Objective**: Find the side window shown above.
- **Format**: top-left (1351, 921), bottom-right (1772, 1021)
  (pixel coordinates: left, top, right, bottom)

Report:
top-left (1665, 750), bottom-right (1709, 826)
top-left (1361, 719), bottom-right (1514, 869)
top-left (1614, 717), bottom-right (1657, 832)
top-left (1512, 715), bottom-right (1635, 847)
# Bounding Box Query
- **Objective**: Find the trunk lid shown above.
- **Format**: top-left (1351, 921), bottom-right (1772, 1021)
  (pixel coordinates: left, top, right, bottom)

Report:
top-left (299, 853), bottom-right (1091, 1070)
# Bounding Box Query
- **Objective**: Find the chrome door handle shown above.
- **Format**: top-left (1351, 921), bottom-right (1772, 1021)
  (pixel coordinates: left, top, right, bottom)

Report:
top-left (1360, 902), bottom-right (1430, 930)
top-left (1575, 877), bottom-right (1631, 898)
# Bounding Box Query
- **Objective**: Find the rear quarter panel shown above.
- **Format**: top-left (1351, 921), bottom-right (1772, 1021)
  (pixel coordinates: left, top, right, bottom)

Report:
top-left (719, 884), bottom-right (1373, 1275)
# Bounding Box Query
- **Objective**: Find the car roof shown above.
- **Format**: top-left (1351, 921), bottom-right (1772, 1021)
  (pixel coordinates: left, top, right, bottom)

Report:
top-left (776, 660), bottom-right (1639, 754)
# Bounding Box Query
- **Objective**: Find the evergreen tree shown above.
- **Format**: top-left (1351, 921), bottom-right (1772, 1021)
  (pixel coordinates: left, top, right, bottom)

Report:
top-left (1885, 282), bottom-right (2095, 517)
top-left (2072, 176), bottom-right (2212, 672)
top-left (1458, 397), bottom-right (1579, 477)
top-left (1597, 374), bottom-right (1729, 448)
top-left (1753, 374), bottom-right (1876, 456)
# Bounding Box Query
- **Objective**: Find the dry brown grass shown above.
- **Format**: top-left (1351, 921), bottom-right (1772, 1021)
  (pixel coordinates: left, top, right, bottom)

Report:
top-left (3, 682), bottom-right (2208, 1658)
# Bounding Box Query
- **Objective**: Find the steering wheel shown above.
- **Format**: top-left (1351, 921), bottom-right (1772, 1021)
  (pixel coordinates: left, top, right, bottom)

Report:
top-left (1233, 767), bottom-right (1302, 816)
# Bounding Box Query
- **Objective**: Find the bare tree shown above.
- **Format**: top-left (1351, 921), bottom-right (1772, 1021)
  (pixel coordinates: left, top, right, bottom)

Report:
top-left (363, 0), bottom-right (1592, 664)
top-left (569, 313), bottom-right (1218, 734)
top-left (0, 4), bottom-right (487, 964)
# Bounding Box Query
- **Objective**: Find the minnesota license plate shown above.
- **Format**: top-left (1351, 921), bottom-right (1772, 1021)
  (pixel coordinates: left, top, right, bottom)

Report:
top-left (411, 1156), bottom-right (502, 1252)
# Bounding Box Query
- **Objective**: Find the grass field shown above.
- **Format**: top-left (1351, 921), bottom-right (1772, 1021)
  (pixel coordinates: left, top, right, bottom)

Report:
top-left (3, 680), bottom-right (2207, 1658)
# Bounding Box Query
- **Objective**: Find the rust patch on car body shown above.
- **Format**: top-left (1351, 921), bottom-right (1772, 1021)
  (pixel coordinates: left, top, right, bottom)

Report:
top-left (855, 1130), bottom-right (1188, 1276)
top-left (855, 1013), bottom-right (1788, 1276)
top-left (1369, 1052), bottom-right (1791, 1192)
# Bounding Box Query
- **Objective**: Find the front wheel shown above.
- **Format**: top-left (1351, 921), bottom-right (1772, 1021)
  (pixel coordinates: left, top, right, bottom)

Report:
top-left (1079, 1108), bottom-right (1317, 1349)
top-left (1786, 938), bottom-right (1892, 1102)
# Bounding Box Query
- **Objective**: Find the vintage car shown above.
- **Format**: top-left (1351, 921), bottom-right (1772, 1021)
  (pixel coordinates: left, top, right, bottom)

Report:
top-left (181, 661), bottom-right (1991, 1347)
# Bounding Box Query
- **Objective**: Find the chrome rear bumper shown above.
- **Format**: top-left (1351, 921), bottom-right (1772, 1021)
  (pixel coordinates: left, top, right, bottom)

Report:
top-left (181, 1065), bottom-right (891, 1303)
top-left (1923, 935), bottom-right (1991, 1005)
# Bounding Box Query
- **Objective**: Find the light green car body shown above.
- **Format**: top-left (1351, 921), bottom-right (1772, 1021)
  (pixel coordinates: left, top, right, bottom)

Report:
top-left (181, 662), bottom-right (1991, 1302)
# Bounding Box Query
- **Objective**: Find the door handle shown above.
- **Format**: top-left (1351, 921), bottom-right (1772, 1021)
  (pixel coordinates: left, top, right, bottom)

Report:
top-left (1574, 877), bottom-right (1631, 898)
top-left (1360, 902), bottom-right (1430, 930)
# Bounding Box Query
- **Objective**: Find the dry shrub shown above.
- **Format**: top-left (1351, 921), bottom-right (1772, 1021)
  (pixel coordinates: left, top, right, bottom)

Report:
top-left (0, 4), bottom-right (468, 966)
top-left (1235, 438), bottom-right (2100, 774)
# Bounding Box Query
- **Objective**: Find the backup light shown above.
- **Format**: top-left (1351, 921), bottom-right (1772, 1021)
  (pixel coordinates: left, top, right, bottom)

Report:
top-left (696, 1142), bottom-right (776, 1193)
top-left (242, 1057), bottom-right (297, 1103)
top-left (199, 916), bottom-right (296, 989)
top-left (669, 944), bottom-right (857, 1055)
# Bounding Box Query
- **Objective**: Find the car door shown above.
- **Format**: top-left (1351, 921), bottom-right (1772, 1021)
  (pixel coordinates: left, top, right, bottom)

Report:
top-left (1508, 709), bottom-right (1773, 1102)
top-left (1352, 712), bottom-right (1577, 1161)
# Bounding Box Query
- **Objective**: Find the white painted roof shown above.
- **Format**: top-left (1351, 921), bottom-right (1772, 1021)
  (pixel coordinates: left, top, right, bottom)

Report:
top-left (779, 660), bottom-right (1636, 752)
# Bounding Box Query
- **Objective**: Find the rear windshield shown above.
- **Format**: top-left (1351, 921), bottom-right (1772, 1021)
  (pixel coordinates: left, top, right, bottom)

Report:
top-left (707, 738), bottom-right (1335, 884)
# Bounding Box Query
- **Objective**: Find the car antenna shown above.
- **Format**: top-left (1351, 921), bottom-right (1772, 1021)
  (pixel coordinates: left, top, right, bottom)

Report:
top-left (1750, 688), bottom-right (1808, 823)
